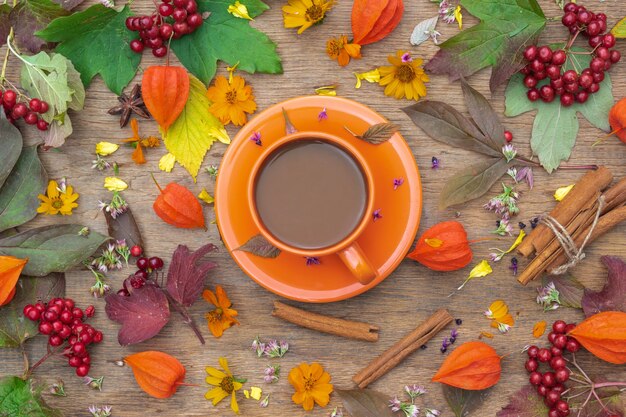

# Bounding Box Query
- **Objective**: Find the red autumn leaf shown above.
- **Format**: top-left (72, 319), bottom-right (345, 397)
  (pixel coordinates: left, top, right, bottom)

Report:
top-left (166, 243), bottom-right (218, 307)
top-left (152, 178), bottom-right (206, 229)
top-left (582, 256), bottom-right (626, 317)
top-left (496, 385), bottom-right (549, 417)
top-left (105, 283), bottom-right (171, 346)
top-left (432, 341), bottom-right (501, 390)
top-left (407, 221), bottom-right (472, 271)
top-left (568, 311), bottom-right (626, 364)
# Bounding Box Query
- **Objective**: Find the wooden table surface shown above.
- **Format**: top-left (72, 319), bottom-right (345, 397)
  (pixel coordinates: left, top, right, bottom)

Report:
top-left (2, 0), bottom-right (626, 415)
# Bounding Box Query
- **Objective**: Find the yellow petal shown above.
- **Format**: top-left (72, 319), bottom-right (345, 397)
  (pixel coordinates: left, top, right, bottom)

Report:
top-left (228, 1), bottom-right (253, 20)
top-left (198, 188), bottom-right (214, 205)
top-left (554, 184), bottom-right (574, 201)
top-left (103, 177), bottom-right (128, 192)
top-left (354, 69), bottom-right (381, 89)
top-left (243, 389), bottom-right (250, 399)
top-left (209, 125), bottom-right (231, 145)
top-left (485, 300), bottom-right (508, 320)
top-left (458, 260), bottom-right (492, 290)
top-left (454, 5), bottom-right (463, 30)
top-left (480, 331), bottom-right (494, 339)
top-left (159, 153), bottom-right (176, 173)
top-left (314, 85), bottom-right (337, 96)
top-left (533, 320), bottom-right (547, 338)
top-left (95, 141), bottom-right (119, 156)
top-left (505, 229), bottom-right (526, 254)
top-left (250, 386), bottom-right (262, 401)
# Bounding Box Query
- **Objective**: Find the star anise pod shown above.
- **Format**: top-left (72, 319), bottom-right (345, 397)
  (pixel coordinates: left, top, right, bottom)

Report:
top-left (108, 84), bottom-right (150, 128)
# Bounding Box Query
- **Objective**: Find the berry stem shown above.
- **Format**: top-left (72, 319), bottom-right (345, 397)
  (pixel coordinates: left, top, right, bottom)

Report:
top-left (565, 29), bottom-right (581, 51)
top-left (593, 382), bottom-right (626, 389)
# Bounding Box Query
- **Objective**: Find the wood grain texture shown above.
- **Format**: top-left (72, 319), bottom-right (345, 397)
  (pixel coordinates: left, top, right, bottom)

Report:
top-left (1, 0), bottom-right (625, 415)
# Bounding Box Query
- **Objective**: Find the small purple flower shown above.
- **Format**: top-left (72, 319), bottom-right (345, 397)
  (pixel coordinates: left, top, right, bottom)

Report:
top-left (509, 257), bottom-right (518, 276)
top-left (393, 178), bottom-right (404, 190)
top-left (449, 328), bottom-right (458, 344)
top-left (250, 131), bottom-right (262, 146)
top-left (318, 107), bottom-right (328, 122)
top-left (431, 156), bottom-right (440, 169)
top-left (530, 217), bottom-right (539, 229)
top-left (441, 337), bottom-right (450, 352)
top-left (401, 52), bottom-right (413, 63)
top-left (305, 256), bottom-right (320, 266)
top-left (404, 384), bottom-right (426, 400)
top-left (251, 336), bottom-right (266, 357)
top-left (516, 166), bottom-right (534, 189)
top-left (263, 365), bottom-right (280, 383)
top-left (389, 397), bottom-right (403, 412)
top-left (372, 208), bottom-right (383, 222)
top-left (519, 221), bottom-right (526, 229)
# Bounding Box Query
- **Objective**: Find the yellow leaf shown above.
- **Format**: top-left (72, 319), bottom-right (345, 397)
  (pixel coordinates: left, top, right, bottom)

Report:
top-left (162, 75), bottom-right (227, 181)
top-left (554, 184), bottom-right (574, 201)
top-left (159, 153), bottom-right (176, 173)
top-left (611, 17), bottom-right (626, 38)
top-left (458, 260), bottom-right (492, 290)
top-left (228, 1), bottom-right (253, 20)
top-left (198, 188), bottom-right (214, 204)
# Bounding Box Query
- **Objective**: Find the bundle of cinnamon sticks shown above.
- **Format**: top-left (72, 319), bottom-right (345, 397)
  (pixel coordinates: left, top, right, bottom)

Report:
top-left (517, 166), bottom-right (626, 285)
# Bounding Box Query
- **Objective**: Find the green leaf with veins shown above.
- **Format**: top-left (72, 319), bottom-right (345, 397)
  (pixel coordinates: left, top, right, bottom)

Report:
top-left (170, 0), bottom-right (282, 85)
top-left (0, 376), bottom-right (63, 416)
top-left (9, 0), bottom-right (69, 53)
top-left (0, 113), bottom-right (23, 190)
top-left (0, 5), bottom-right (11, 49)
top-left (38, 114), bottom-right (72, 148)
top-left (443, 386), bottom-right (491, 417)
top-left (36, 4), bottom-right (140, 95)
top-left (505, 46), bottom-right (613, 173)
top-left (425, 0), bottom-right (546, 92)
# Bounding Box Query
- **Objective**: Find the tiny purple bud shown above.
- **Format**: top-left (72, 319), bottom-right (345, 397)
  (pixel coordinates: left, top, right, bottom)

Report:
top-left (250, 131), bottom-right (262, 146)
top-left (372, 208), bottom-right (383, 222)
top-left (393, 178), bottom-right (404, 190)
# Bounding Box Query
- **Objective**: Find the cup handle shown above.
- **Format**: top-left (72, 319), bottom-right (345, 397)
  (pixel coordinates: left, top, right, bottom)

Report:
top-left (337, 242), bottom-right (376, 285)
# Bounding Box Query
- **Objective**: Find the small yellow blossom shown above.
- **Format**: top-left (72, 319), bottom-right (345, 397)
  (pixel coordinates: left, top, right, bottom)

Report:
top-left (205, 357), bottom-right (244, 414)
top-left (554, 184), bottom-right (574, 201)
top-left (37, 180), bottom-right (79, 216)
top-left (454, 5), bottom-right (462, 29)
top-left (314, 85), bottom-right (337, 96)
top-left (282, 0), bottom-right (334, 34)
top-left (228, 1), bottom-right (253, 20)
top-left (159, 153), bottom-right (176, 173)
top-left (457, 260), bottom-right (492, 290)
top-left (378, 51), bottom-right (429, 100)
top-left (95, 142), bottom-right (119, 156)
top-left (104, 177), bottom-right (128, 192)
top-left (198, 188), bottom-right (214, 204)
top-left (354, 69), bottom-right (380, 89)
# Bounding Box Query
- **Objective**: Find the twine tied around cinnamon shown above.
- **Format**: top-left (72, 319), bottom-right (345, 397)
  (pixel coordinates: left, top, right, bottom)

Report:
top-left (541, 195), bottom-right (606, 275)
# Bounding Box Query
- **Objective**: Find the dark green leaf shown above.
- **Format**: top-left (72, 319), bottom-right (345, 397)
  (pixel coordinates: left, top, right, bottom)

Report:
top-left (346, 122), bottom-right (399, 145)
top-left (170, 0), bottom-right (282, 85)
top-left (402, 101), bottom-right (502, 158)
top-left (0, 224), bottom-right (108, 276)
top-left (425, 0), bottom-right (546, 92)
top-left (336, 389), bottom-right (396, 417)
top-left (543, 274), bottom-right (584, 309)
top-left (234, 234), bottom-right (280, 258)
top-left (105, 208), bottom-right (143, 250)
top-left (36, 4), bottom-right (140, 94)
top-left (439, 158), bottom-right (510, 209)
top-left (9, 0), bottom-right (69, 53)
top-left (0, 273), bottom-right (65, 348)
top-left (460, 80), bottom-right (505, 150)
top-left (0, 146), bottom-right (47, 232)
top-left (0, 376), bottom-right (63, 416)
top-left (443, 385), bottom-right (491, 417)
top-left (0, 5), bottom-right (10, 54)
top-left (0, 112), bottom-right (23, 189)
top-left (497, 385), bottom-right (549, 417)
top-left (50, 0), bottom-right (84, 10)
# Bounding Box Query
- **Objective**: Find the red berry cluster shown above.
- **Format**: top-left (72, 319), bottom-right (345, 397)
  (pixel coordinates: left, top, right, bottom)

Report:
top-left (125, 0), bottom-right (203, 58)
top-left (520, 2), bottom-right (620, 107)
top-left (23, 298), bottom-right (102, 377)
top-left (526, 320), bottom-right (580, 417)
top-left (117, 245), bottom-right (165, 296)
top-left (1, 90), bottom-right (49, 130)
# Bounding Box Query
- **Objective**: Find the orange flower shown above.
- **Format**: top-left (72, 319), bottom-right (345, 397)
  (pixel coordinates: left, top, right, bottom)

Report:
top-left (122, 119), bottom-right (160, 164)
top-left (203, 285), bottom-right (239, 337)
top-left (288, 362), bottom-right (333, 411)
top-left (326, 35), bottom-right (361, 66)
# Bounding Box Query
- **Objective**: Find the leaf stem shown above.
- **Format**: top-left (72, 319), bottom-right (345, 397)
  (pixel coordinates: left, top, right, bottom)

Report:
top-left (163, 291), bottom-right (205, 345)
top-left (25, 346), bottom-right (60, 379)
top-left (20, 345), bottom-right (29, 377)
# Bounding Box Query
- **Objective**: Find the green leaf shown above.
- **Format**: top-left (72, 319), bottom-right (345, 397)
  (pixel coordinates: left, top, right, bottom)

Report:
top-left (336, 389), bottom-right (396, 417)
top-left (0, 273), bottom-right (65, 348)
top-left (504, 47), bottom-right (613, 172)
top-left (443, 385), bottom-right (491, 417)
top-left (0, 376), bottom-right (63, 416)
top-left (170, 0), bottom-right (282, 85)
top-left (161, 74), bottom-right (228, 180)
top-left (439, 158), bottom-right (510, 209)
top-left (36, 4), bottom-right (140, 94)
top-left (424, 0), bottom-right (546, 92)
top-left (9, 0), bottom-right (69, 53)
top-left (0, 112), bottom-right (23, 190)
top-left (611, 16), bottom-right (626, 38)
top-left (0, 146), bottom-right (47, 232)
top-left (0, 224), bottom-right (108, 276)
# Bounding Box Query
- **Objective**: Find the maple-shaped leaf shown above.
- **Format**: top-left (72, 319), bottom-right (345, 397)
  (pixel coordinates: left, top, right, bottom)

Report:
top-left (496, 385), bottom-right (549, 417)
top-left (582, 256), bottom-right (626, 317)
top-left (105, 283), bottom-right (171, 346)
top-left (9, 0), bottom-right (69, 53)
top-left (36, 4), bottom-right (140, 95)
top-left (170, 0), bottom-right (282, 85)
top-left (166, 243), bottom-right (218, 307)
top-left (161, 74), bottom-right (229, 180)
top-left (425, 0), bottom-right (546, 92)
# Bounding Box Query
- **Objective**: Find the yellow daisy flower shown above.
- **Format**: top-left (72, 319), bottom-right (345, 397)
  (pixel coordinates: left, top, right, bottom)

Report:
top-left (37, 180), bottom-right (79, 216)
top-left (207, 74), bottom-right (257, 127)
top-left (282, 0), bottom-right (334, 34)
top-left (378, 50), bottom-right (429, 101)
top-left (205, 357), bottom-right (244, 414)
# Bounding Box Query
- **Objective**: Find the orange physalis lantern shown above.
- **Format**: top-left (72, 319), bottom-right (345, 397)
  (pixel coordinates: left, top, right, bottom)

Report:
top-left (0, 256), bottom-right (28, 306)
top-left (407, 221), bottom-right (472, 271)
top-left (432, 341), bottom-right (501, 390)
top-left (568, 311), bottom-right (626, 364)
top-left (124, 351), bottom-right (186, 398)
top-left (141, 66), bottom-right (190, 132)
top-left (152, 175), bottom-right (206, 230)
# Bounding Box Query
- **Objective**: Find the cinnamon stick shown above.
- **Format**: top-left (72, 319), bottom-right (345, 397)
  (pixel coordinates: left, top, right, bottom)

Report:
top-left (272, 301), bottom-right (379, 342)
top-left (517, 166), bottom-right (613, 257)
top-left (352, 309), bottom-right (453, 388)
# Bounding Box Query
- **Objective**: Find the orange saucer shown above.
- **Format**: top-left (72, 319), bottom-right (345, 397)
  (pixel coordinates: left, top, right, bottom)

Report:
top-left (214, 96), bottom-right (422, 302)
